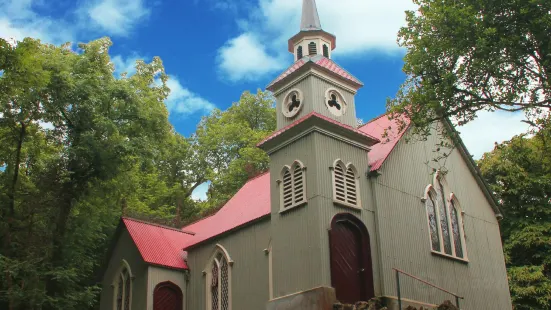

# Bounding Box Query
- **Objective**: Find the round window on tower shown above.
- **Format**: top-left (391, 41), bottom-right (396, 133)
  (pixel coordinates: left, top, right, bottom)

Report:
top-left (325, 88), bottom-right (347, 116)
top-left (282, 89), bottom-right (304, 118)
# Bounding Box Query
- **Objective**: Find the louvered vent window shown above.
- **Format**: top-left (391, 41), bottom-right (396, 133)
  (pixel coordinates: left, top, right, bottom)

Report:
top-left (332, 160), bottom-right (360, 208)
top-left (282, 168), bottom-right (293, 209)
top-left (280, 161), bottom-right (307, 211)
top-left (323, 44), bottom-right (329, 57)
top-left (297, 46), bottom-right (303, 59)
top-left (308, 42), bottom-right (317, 55)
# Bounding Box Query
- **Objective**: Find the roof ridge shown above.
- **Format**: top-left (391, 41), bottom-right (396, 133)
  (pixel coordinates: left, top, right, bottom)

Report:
top-left (122, 217), bottom-right (196, 235)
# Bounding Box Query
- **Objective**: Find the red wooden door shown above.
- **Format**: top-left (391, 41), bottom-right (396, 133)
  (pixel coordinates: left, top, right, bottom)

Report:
top-left (153, 282), bottom-right (183, 310)
top-left (330, 213), bottom-right (375, 304)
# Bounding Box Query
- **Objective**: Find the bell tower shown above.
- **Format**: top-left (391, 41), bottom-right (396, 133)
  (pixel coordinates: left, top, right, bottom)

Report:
top-left (261, 1), bottom-right (380, 308)
top-left (267, 0), bottom-right (363, 131)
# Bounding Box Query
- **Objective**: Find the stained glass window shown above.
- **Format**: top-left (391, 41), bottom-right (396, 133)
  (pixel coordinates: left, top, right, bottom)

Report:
top-left (116, 274), bottom-right (123, 310)
top-left (425, 193), bottom-right (441, 251)
top-left (437, 182), bottom-right (453, 255)
top-left (211, 261), bottom-right (219, 310)
top-left (450, 201), bottom-right (463, 258)
top-left (209, 249), bottom-right (231, 310)
top-left (424, 174), bottom-right (467, 260)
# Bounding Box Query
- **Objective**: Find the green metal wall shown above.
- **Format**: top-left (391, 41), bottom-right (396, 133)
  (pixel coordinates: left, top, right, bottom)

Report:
top-left (372, 128), bottom-right (512, 309)
top-left (100, 230), bottom-right (148, 310)
top-left (185, 219), bottom-right (271, 310)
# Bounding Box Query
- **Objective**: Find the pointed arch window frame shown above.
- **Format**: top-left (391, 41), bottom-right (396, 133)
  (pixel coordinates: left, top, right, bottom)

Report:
top-left (331, 159), bottom-right (361, 210)
top-left (422, 172), bottom-right (468, 262)
top-left (278, 160), bottom-right (307, 213)
top-left (203, 244), bottom-right (234, 310)
top-left (111, 259), bottom-right (134, 310)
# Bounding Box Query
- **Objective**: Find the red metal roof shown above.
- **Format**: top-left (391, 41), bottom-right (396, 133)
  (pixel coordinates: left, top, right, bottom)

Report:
top-left (123, 217), bottom-right (194, 269)
top-left (359, 114), bottom-right (410, 171)
top-left (181, 172), bottom-right (271, 249)
top-left (257, 112), bottom-right (379, 148)
top-left (267, 55), bottom-right (362, 90)
top-left (314, 57), bottom-right (362, 85)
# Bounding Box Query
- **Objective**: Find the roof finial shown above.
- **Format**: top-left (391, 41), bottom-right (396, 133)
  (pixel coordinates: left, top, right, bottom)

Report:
top-left (300, 0), bottom-right (322, 31)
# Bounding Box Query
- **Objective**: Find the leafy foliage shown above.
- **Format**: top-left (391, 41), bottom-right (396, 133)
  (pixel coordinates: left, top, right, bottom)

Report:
top-left (479, 118), bottom-right (551, 309)
top-left (388, 0), bottom-right (551, 136)
top-left (0, 37), bottom-right (276, 309)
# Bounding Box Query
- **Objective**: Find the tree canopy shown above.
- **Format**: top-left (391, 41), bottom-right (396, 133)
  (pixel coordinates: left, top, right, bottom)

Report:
top-left (0, 37), bottom-right (276, 309)
top-left (479, 117), bottom-right (551, 310)
top-left (388, 0), bottom-right (551, 135)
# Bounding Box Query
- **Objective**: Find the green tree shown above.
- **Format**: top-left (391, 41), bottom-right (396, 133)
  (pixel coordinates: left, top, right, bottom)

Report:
top-left (388, 0), bottom-right (551, 136)
top-left (0, 37), bottom-right (176, 309)
top-left (192, 90), bottom-right (276, 209)
top-left (479, 117), bottom-right (551, 309)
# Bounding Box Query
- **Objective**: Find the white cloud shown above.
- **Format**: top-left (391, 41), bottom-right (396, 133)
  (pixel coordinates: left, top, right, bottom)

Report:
top-left (85, 0), bottom-right (150, 36)
top-left (191, 181), bottom-right (210, 201)
top-left (217, 33), bottom-right (286, 82)
top-left (165, 76), bottom-right (216, 117)
top-left (111, 54), bottom-right (142, 77)
top-left (457, 111), bottom-right (530, 159)
top-left (216, 0), bottom-right (416, 82)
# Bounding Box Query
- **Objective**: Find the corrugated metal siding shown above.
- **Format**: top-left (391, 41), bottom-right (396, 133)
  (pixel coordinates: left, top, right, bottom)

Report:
top-left (372, 128), bottom-right (512, 309)
top-left (186, 219), bottom-right (271, 310)
top-left (310, 76), bottom-right (357, 128)
top-left (100, 230), bottom-right (148, 310)
top-left (147, 266), bottom-right (186, 310)
top-left (275, 75), bottom-right (357, 130)
top-left (268, 131), bottom-right (381, 299)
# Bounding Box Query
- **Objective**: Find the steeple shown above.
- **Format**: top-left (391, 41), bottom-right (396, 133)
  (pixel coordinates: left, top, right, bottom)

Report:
top-left (288, 0), bottom-right (336, 61)
top-left (300, 0), bottom-right (322, 31)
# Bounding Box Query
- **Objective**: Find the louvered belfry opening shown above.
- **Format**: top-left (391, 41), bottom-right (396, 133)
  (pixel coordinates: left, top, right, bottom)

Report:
top-left (297, 46), bottom-right (303, 59)
top-left (308, 42), bottom-right (317, 55)
top-left (323, 44), bottom-right (329, 57)
top-left (280, 161), bottom-right (307, 210)
top-left (333, 161), bottom-right (358, 207)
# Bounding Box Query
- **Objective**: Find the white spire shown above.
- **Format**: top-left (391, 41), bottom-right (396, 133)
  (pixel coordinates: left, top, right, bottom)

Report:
top-left (300, 0), bottom-right (322, 31)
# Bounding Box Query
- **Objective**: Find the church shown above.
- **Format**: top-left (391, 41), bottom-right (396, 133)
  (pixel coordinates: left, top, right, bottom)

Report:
top-left (99, 1), bottom-right (512, 309)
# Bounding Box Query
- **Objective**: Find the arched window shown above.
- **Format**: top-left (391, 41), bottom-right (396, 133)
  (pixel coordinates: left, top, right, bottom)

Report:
top-left (113, 260), bottom-right (133, 310)
top-left (323, 44), bottom-right (329, 57)
top-left (308, 42), bottom-right (317, 55)
top-left (205, 245), bottom-right (233, 310)
top-left (423, 172), bottom-right (467, 259)
top-left (279, 160), bottom-right (307, 211)
top-left (297, 46), bottom-right (303, 59)
top-left (332, 160), bottom-right (360, 208)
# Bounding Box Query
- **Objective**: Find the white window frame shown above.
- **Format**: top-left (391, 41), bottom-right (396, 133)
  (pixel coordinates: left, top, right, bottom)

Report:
top-left (422, 171), bottom-right (468, 261)
top-left (278, 160), bottom-right (307, 213)
top-left (324, 88), bottom-right (347, 116)
top-left (204, 244), bottom-right (233, 310)
top-left (112, 259), bottom-right (133, 310)
top-left (331, 159), bottom-right (361, 209)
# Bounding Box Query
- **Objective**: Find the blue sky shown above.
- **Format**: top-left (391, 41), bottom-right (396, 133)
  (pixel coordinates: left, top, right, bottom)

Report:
top-left (0, 0), bottom-right (530, 200)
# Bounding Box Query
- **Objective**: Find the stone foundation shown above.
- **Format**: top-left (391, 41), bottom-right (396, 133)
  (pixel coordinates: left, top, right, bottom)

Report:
top-left (266, 287), bottom-right (336, 310)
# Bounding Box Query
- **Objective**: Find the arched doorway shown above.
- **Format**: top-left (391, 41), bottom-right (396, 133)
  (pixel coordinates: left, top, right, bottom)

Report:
top-left (153, 281), bottom-right (183, 310)
top-left (329, 213), bottom-right (375, 303)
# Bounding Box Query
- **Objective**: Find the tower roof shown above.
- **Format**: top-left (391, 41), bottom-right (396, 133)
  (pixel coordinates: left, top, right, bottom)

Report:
top-left (301, 0), bottom-right (322, 31)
